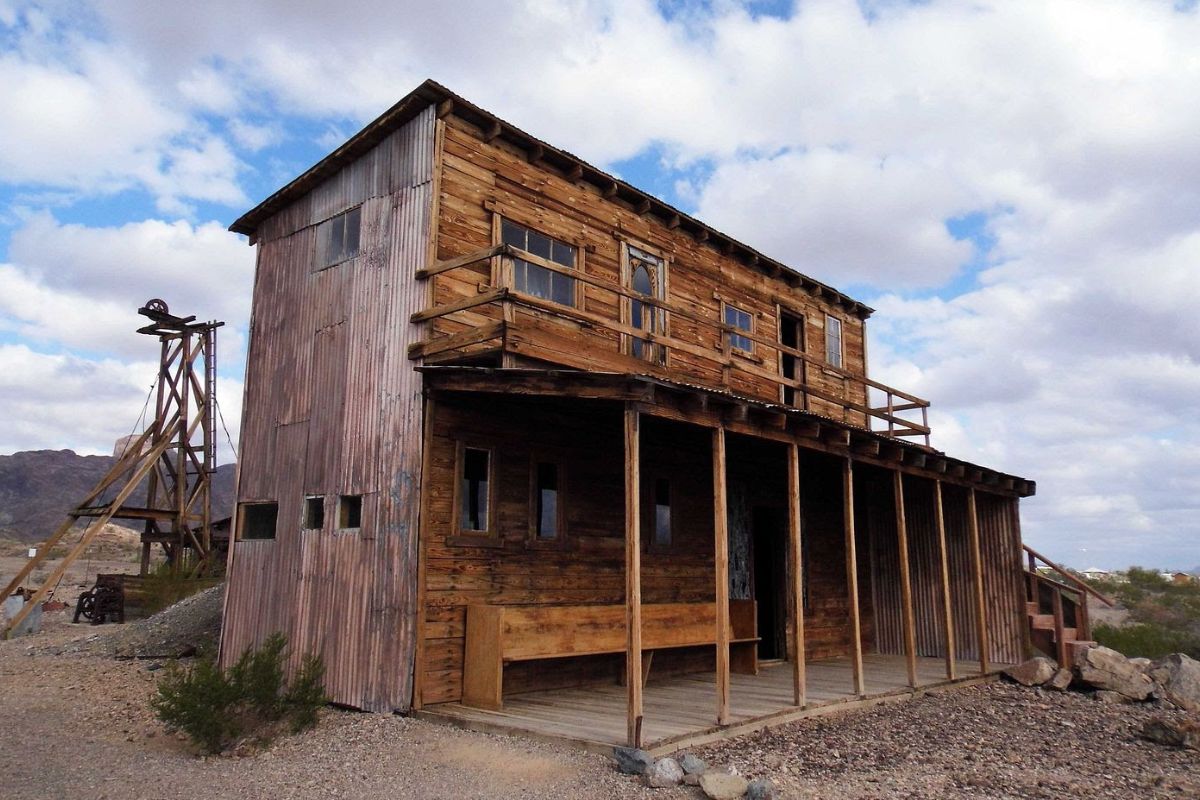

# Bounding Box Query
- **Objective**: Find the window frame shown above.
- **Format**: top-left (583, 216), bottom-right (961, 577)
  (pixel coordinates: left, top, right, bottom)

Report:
top-left (336, 494), bottom-right (363, 532)
top-left (494, 215), bottom-right (582, 309)
top-left (526, 454), bottom-right (568, 549)
top-left (620, 239), bottom-right (670, 366)
top-left (314, 205), bottom-right (363, 271)
top-left (449, 440), bottom-right (502, 548)
top-left (303, 495), bottom-right (325, 531)
top-left (722, 301), bottom-right (755, 356)
top-left (238, 501), bottom-right (278, 541)
top-left (825, 313), bottom-right (844, 369)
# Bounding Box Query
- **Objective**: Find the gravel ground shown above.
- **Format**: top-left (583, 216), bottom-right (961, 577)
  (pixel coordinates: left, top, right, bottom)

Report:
top-left (693, 682), bottom-right (1199, 799)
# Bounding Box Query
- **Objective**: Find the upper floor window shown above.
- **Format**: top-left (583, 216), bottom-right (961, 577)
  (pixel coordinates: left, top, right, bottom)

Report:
top-left (500, 219), bottom-right (577, 307)
top-left (317, 206), bottom-right (361, 269)
top-left (627, 244), bottom-right (667, 365)
top-left (825, 314), bottom-right (843, 368)
top-left (724, 303), bottom-right (754, 354)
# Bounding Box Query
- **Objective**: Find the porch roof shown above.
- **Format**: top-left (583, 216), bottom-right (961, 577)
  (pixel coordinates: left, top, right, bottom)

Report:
top-left (417, 366), bottom-right (1035, 498)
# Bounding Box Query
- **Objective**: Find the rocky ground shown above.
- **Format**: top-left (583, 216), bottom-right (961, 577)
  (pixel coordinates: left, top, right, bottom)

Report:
top-left (1, 600), bottom-right (1197, 799)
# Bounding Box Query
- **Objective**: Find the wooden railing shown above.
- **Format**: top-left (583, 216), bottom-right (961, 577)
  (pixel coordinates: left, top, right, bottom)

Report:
top-left (411, 245), bottom-right (933, 444)
top-left (1023, 544), bottom-right (1115, 665)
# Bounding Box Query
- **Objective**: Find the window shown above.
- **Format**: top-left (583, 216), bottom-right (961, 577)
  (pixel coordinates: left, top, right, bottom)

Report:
top-left (653, 479), bottom-right (672, 547)
top-left (532, 462), bottom-right (561, 540)
top-left (825, 315), bottom-right (843, 368)
top-left (501, 219), bottom-right (577, 306)
top-left (304, 496), bottom-right (325, 530)
top-left (459, 446), bottom-right (492, 533)
top-left (317, 206), bottom-right (362, 269)
top-left (724, 303), bottom-right (754, 354)
top-left (338, 494), bottom-right (362, 529)
top-left (240, 502), bottom-right (278, 540)
top-left (627, 244), bottom-right (667, 365)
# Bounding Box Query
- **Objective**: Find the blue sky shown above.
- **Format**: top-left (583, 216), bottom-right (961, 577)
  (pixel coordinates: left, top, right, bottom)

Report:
top-left (1, 0), bottom-right (1199, 571)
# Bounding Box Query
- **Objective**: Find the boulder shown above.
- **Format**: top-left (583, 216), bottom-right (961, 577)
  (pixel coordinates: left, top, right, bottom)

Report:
top-left (613, 746), bottom-right (654, 775)
top-left (645, 757), bottom-right (684, 788)
top-left (1004, 656), bottom-right (1057, 686)
top-left (1140, 716), bottom-right (1200, 750)
top-left (680, 752), bottom-right (708, 775)
top-left (1075, 646), bottom-right (1154, 700)
top-left (1148, 654), bottom-right (1200, 712)
top-left (700, 771), bottom-right (750, 800)
top-left (1045, 668), bottom-right (1073, 691)
top-left (747, 778), bottom-right (777, 799)
top-left (1094, 690), bottom-right (1135, 705)
top-left (1130, 657), bottom-right (1152, 672)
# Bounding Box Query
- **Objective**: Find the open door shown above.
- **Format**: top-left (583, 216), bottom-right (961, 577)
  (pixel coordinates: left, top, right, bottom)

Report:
top-left (752, 507), bottom-right (789, 660)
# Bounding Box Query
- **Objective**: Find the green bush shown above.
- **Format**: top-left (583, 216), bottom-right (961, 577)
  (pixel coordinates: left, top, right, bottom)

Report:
top-left (1094, 622), bottom-right (1200, 661)
top-left (151, 633), bottom-right (327, 754)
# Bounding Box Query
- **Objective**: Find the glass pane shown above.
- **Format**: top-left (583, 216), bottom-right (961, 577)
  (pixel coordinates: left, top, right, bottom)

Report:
top-left (724, 304), bottom-right (736, 326)
top-left (462, 448), bottom-right (489, 531)
top-left (632, 299), bottom-right (644, 330)
top-left (328, 216), bottom-right (343, 263)
top-left (551, 274), bottom-right (575, 306)
top-left (536, 462), bottom-right (558, 539)
top-left (513, 259), bottom-right (528, 293)
top-left (345, 207), bottom-right (361, 256)
top-left (632, 265), bottom-right (652, 296)
top-left (551, 241), bottom-right (575, 267)
top-left (526, 230), bottom-right (552, 260)
top-left (527, 263), bottom-right (550, 299)
top-left (654, 479), bottom-right (670, 546)
top-left (501, 219), bottom-right (526, 248)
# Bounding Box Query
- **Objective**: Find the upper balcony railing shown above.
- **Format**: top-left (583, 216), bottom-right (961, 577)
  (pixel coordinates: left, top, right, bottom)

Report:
top-left (410, 244), bottom-right (932, 446)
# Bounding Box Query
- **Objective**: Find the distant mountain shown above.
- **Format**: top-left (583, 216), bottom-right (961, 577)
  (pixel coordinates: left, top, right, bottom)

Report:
top-left (0, 449), bottom-right (235, 544)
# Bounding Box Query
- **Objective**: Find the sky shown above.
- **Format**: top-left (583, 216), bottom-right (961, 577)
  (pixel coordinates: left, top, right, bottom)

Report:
top-left (1, 0), bottom-right (1198, 570)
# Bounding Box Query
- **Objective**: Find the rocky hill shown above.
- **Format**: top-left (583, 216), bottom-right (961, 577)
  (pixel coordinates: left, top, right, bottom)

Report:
top-left (0, 449), bottom-right (235, 543)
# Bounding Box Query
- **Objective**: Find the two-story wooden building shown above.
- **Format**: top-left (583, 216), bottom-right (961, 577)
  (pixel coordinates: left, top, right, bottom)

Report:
top-left (220, 80), bottom-right (1054, 753)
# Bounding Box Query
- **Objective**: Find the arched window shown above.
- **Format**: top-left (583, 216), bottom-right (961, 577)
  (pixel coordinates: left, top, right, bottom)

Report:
top-left (627, 247), bottom-right (665, 364)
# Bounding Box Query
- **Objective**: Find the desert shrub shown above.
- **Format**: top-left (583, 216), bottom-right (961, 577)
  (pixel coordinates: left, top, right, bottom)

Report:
top-left (151, 633), bottom-right (327, 754)
top-left (1094, 622), bottom-right (1200, 661)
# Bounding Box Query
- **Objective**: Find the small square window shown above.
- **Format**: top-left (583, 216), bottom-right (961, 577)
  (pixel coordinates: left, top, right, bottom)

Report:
top-left (304, 496), bottom-right (325, 530)
top-left (316, 206), bottom-right (362, 269)
top-left (724, 304), bottom-right (754, 353)
top-left (338, 495), bottom-right (362, 529)
top-left (241, 502), bottom-right (278, 540)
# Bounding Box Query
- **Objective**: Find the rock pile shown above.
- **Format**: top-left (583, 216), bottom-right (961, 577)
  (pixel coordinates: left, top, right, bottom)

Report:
top-left (1003, 647), bottom-right (1200, 748)
top-left (612, 746), bottom-right (775, 798)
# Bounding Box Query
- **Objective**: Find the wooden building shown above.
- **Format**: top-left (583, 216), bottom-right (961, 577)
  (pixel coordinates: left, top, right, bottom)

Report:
top-left (221, 80), bottom-right (1057, 752)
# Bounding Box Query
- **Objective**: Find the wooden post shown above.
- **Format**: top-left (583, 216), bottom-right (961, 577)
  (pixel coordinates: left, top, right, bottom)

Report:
top-left (787, 443), bottom-right (806, 706)
top-left (966, 488), bottom-right (990, 674)
top-left (624, 406), bottom-right (643, 746)
top-left (933, 480), bottom-right (957, 680)
top-left (1051, 587), bottom-right (1067, 668)
top-left (713, 427), bottom-right (731, 725)
top-left (843, 458), bottom-right (865, 696)
top-left (893, 471), bottom-right (918, 688)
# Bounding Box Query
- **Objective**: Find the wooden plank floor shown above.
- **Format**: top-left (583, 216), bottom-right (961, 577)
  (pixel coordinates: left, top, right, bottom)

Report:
top-left (420, 654), bottom-right (1000, 753)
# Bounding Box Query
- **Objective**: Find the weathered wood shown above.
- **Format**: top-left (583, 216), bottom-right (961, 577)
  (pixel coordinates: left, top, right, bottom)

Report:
top-left (893, 471), bottom-right (918, 688)
top-left (966, 489), bottom-right (990, 675)
top-left (713, 427), bottom-right (731, 725)
top-left (411, 394), bottom-right (437, 710)
top-left (625, 406), bottom-right (643, 746)
top-left (787, 443), bottom-right (806, 706)
top-left (843, 458), bottom-right (865, 696)
top-left (933, 480), bottom-right (957, 680)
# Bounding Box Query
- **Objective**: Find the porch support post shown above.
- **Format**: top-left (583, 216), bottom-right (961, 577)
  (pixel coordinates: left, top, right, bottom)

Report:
top-left (966, 488), bottom-right (990, 674)
top-left (787, 443), bottom-right (806, 706)
top-left (713, 427), bottom-right (731, 725)
top-left (843, 457), bottom-right (865, 697)
top-left (893, 470), bottom-right (918, 688)
top-left (934, 480), bottom-right (957, 680)
top-left (624, 405), bottom-right (643, 747)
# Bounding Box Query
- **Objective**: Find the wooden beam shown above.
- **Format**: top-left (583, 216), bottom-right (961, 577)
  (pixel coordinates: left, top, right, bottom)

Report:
top-left (411, 393), bottom-right (437, 710)
top-left (635, 198), bottom-right (652, 215)
top-left (934, 480), bottom-right (957, 680)
top-left (843, 458), bottom-right (865, 696)
top-left (624, 406), bottom-right (643, 747)
top-left (436, 98), bottom-right (454, 118)
top-left (667, 214), bottom-right (681, 229)
top-left (603, 181), bottom-right (619, 199)
top-left (893, 471), bottom-right (918, 688)
top-left (787, 444), bottom-right (806, 706)
top-left (713, 427), bottom-right (731, 725)
top-left (966, 488), bottom-right (990, 675)
top-left (565, 163), bottom-right (583, 181)
top-left (484, 120), bottom-right (503, 142)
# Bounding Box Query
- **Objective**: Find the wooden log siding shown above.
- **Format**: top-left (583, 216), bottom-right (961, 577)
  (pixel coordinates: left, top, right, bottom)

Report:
top-left (221, 107), bottom-right (435, 712)
top-left (420, 115), bottom-right (935, 437)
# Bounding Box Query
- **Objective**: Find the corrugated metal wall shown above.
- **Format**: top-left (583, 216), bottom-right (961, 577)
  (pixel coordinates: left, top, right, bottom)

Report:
top-left (869, 472), bottom-right (1025, 668)
top-left (221, 106), bottom-right (436, 712)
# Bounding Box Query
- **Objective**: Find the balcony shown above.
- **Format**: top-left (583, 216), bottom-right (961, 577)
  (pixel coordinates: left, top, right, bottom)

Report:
top-left (409, 245), bottom-right (931, 446)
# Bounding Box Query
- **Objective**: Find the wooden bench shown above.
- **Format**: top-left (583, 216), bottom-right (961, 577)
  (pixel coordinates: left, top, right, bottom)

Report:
top-left (462, 600), bottom-right (759, 710)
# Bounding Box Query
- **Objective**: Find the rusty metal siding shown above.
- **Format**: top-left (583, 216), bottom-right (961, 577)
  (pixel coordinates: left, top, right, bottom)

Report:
top-left (222, 105), bottom-right (435, 712)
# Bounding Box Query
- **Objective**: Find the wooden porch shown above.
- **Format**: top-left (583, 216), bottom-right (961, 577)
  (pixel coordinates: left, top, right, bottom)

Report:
top-left (417, 654), bottom-right (1003, 754)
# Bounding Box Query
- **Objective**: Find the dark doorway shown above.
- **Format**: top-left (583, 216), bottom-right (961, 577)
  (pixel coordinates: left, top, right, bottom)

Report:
top-left (780, 312), bottom-right (805, 408)
top-left (752, 507), bottom-right (788, 660)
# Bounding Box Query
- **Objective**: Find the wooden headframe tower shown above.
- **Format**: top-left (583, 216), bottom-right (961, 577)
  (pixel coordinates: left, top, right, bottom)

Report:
top-left (1, 300), bottom-right (223, 638)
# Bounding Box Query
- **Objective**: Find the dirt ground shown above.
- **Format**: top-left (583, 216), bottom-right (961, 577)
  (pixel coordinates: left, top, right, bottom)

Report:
top-left (1, 600), bottom-right (1197, 798)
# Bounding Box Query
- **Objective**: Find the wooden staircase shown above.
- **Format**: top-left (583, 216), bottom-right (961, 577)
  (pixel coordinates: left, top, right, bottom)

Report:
top-left (1023, 545), bottom-right (1114, 667)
